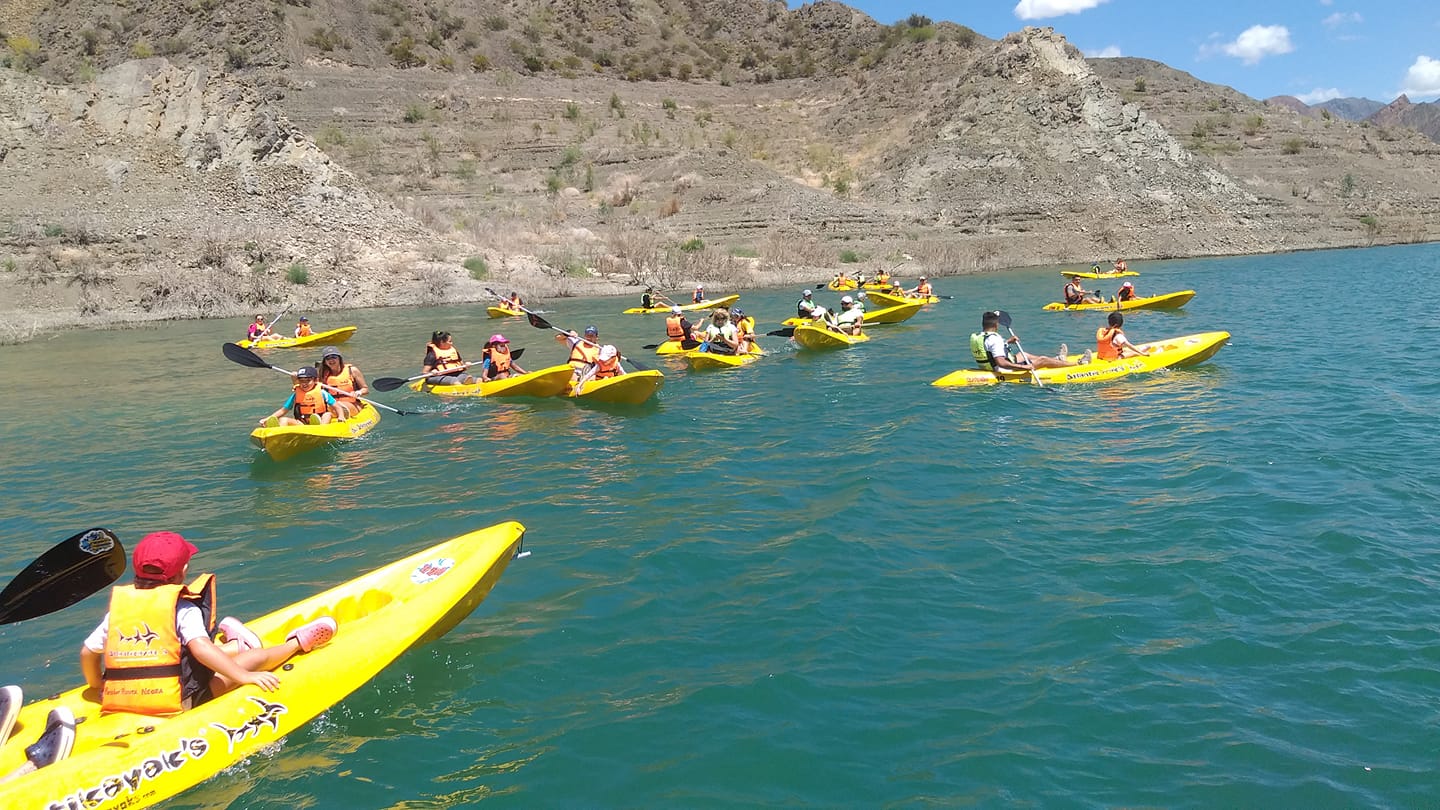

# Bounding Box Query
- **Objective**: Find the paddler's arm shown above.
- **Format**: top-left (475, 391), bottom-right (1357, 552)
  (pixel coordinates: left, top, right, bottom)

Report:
top-left (80, 646), bottom-right (104, 690)
top-left (187, 636), bottom-right (280, 692)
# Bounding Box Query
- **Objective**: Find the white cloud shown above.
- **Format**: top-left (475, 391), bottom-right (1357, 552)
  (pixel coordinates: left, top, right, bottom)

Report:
top-left (1296, 87), bottom-right (1344, 104)
top-left (1322, 11), bottom-right (1362, 27)
top-left (1222, 25), bottom-right (1294, 65)
top-left (1084, 45), bottom-right (1122, 58)
top-left (1014, 0), bottom-right (1109, 21)
top-left (1398, 55), bottom-right (1440, 99)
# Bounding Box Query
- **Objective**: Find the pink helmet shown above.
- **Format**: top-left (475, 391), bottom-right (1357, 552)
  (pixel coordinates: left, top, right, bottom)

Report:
top-left (489, 333), bottom-right (509, 343)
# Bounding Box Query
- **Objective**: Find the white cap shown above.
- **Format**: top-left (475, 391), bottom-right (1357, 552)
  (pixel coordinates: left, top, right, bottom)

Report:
top-left (803, 289), bottom-right (812, 296)
top-left (811, 306), bottom-right (827, 316)
top-left (696, 284), bottom-right (704, 289)
top-left (841, 295), bottom-right (853, 304)
top-left (598, 345), bottom-right (618, 360)
top-left (1122, 281), bottom-right (1134, 288)
top-left (671, 306), bottom-right (682, 314)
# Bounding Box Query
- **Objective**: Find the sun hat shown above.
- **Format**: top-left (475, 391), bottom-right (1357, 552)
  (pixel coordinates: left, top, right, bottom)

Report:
top-left (1121, 281), bottom-right (1134, 288)
top-left (133, 531), bottom-right (198, 583)
top-left (321, 346), bottom-right (341, 358)
top-left (295, 366), bottom-right (318, 379)
top-left (598, 345), bottom-right (618, 360)
top-left (488, 333), bottom-right (509, 344)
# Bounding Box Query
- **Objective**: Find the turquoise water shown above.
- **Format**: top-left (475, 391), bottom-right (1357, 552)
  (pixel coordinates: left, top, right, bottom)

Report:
top-left (2, 243), bottom-right (1438, 807)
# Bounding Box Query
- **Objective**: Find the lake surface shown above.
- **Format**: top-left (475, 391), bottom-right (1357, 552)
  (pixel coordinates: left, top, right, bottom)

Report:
top-left (2, 243), bottom-right (1438, 807)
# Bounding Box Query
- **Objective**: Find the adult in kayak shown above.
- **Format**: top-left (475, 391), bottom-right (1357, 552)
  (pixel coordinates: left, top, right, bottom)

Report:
top-left (259, 365), bottom-right (338, 427)
top-left (422, 331), bottom-right (476, 386)
top-left (797, 289), bottom-right (820, 318)
top-left (664, 307), bottom-right (696, 344)
top-left (971, 310), bottom-right (1086, 374)
top-left (1116, 281), bottom-right (1138, 302)
top-left (640, 287), bottom-right (660, 309)
top-left (699, 308), bottom-right (740, 354)
top-left (834, 296), bottom-right (865, 335)
top-left (910, 276), bottom-right (934, 297)
top-left (293, 316), bottom-right (313, 338)
top-left (1113, 258), bottom-right (1129, 273)
top-left (504, 291), bottom-right (525, 310)
top-left (557, 325), bottom-right (601, 380)
top-left (316, 345), bottom-right (369, 419)
top-left (78, 531), bottom-right (336, 723)
top-left (480, 333), bottom-right (527, 381)
top-left (576, 344), bottom-right (627, 386)
top-left (246, 314), bottom-right (280, 343)
top-left (1064, 276), bottom-right (1104, 305)
top-left (692, 284), bottom-right (706, 304)
top-left (1096, 312), bottom-right (1152, 360)
top-left (873, 269), bottom-right (892, 287)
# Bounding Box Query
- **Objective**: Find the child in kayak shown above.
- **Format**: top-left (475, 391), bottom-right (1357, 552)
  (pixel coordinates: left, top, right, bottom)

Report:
top-left (79, 532), bottom-right (336, 716)
top-left (1096, 312), bottom-right (1152, 360)
top-left (480, 334), bottom-right (527, 381)
top-left (259, 366), bottom-right (337, 427)
top-left (1116, 281), bottom-right (1138, 302)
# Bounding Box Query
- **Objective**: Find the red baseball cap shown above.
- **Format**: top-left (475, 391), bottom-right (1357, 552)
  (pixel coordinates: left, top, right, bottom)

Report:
top-left (133, 531), bottom-right (198, 582)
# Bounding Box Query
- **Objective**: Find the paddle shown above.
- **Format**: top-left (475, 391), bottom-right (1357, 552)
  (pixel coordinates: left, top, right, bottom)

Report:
top-left (222, 343), bottom-right (423, 416)
top-left (484, 288), bottom-right (654, 372)
top-left (995, 310), bottom-right (1043, 388)
top-left (0, 528), bottom-right (124, 625)
top-left (642, 339), bottom-right (701, 350)
top-left (372, 349), bottom-right (525, 392)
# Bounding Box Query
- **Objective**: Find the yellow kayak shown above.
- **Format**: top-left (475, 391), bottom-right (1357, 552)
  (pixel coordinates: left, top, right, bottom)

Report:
top-left (568, 369), bottom-right (665, 404)
top-left (0, 521), bottom-right (526, 810)
top-left (931, 331), bottom-right (1230, 387)
top-left (406, 364), bottom-right (573, 398)
top-left (860, 301), bottom-right (925, 324)
top-left (1043, 290), bottom-right (1195, 312)
top-left (863, 290), bottom-right (939, 307)
top-left (683, 347), bottom-right (762, 369)
top-left (248, 402), bottom-right (380, 461)
top-left (237, 326), bottom-right (357, 350)
top-left (623, 295), bottom-right (739, 315)
top-left (654, 339), bottom-right (696, 355)
top-left (487, 305), bottom-right (523, 318)
top-left (826, 279), bottom-right (859, 291)
top-left (792, 324), bottom-right (870, 350)
top-left (1060, 269), bottom-right (1140, 279)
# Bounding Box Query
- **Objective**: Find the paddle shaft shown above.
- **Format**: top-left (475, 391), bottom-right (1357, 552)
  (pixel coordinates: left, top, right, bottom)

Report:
top-left (485, 288), bottom-right (653, 371)
top-left (373, 348), bottom-right (525, 391)
top-left (222, 343), bottom-right (418, 416)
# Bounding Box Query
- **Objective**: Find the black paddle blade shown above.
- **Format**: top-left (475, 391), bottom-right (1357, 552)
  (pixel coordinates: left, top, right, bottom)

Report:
top-left (510, 347), bottom-right (525, 359)
top-left (0, 529), bottom-right (125, 625)
top-left (222, 342), bottom-right (272, 369)
top-left (373, 376), bottom-right (410, 392)
top-left (526, 312), bottom-right (553, 330)
top-left (996, 311), bottom-right (1013, 329)
top-left (681, 339), bottom-right (701, 349)
top-left (766, 328), bottom-right (797, 337)
top-left (642, 343), bottom-right (662, 350)
top-left (621, 355), bottom-right (652, 372)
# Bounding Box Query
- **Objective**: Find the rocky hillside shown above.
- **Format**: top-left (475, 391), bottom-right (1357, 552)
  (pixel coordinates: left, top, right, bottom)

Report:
top-left (1264, 92), bottom-right (1440, 143)
top-left (2, 1), bottom-right (1439, 340)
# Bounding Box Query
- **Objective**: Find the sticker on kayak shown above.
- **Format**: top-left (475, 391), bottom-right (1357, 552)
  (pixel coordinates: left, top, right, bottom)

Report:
top-left (411, 557), bottom-right (455, 584)
top-left (78, 528), bottom-right (117, 555)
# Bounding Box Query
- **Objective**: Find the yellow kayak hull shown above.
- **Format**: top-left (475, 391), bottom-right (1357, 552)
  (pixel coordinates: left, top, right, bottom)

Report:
top-left (683, 348), bottom-right (762, 369)
top-left (407, 364), bottom-right (573, 398)
top-left (932, 331), bottom-right (1230, 387)
top-left (826, 279), bottom-right (859, 291)
top-left (623, 294), bottom-right (739, 315)
top-left (861, 301), bottom-right (925, 324)
top-left (654, 339), bottom-right (695, 355)
top-left (1043, 290), bottom-right (1195, 312)
top-left (487, 306), bottom-right (522, 318)
top-left (792, 324), bottom-right (870, 350)
top-left (863, 290), bottom-right (939, 307)
top-left (0, 522), bottom-right (525, 810)
top-left (568, 369), bottom-right (664, 404)
top-left (248, 403), bottom-right (380, 461)
top-left (1060, 270), bottom-right (1140, 279)
top-left (237, 326), bottom-right (357, 350)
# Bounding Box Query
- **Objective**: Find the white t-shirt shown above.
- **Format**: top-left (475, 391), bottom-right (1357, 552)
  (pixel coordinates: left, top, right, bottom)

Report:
top-left (982, 332), bottom-right (1008, 365)
top-left (84, 603), bottom-right (209, 653)
top-left (836, 308), bottom-right (863, 326)
top-left (704, 322), bottom-right (738, 342)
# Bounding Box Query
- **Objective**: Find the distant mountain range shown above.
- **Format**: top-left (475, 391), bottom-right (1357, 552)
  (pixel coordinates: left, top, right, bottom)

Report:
top-left (1265, 94), bottom-right (1440, 142)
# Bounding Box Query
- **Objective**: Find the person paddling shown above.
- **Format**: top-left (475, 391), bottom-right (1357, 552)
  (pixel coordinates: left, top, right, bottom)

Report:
top-left (557, 325), bottom-right (601, 381)
top-left (699, 308), bottom-right (740, 354)
top-left (664, 306), bottom-right (696, 346)
top-left (480, 334), bottom-right (527, 381)
top-left (246, 314), bottom-right (280, 343)
top-left (797, 289), bottom-right (820, 318)
top-left (422, 331), bottom-right (475, 386)
top-left (692, 284), bottom-right (706, 304)
top-left (316, 346), bottom-right (369, 419)
top-left (259, 366), bottom-right (337, 427)
top-left (1116, 281), bottom-right (1138, 302)
top-left (1063, 277), bottom-right (1104, 305)
top-left (970, 310), bottom-right (1085, 375)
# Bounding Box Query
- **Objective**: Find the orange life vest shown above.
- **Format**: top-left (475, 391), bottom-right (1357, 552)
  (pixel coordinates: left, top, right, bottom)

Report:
top-left (915, 281), bottom-right (933, 296)
top-left (102, 575), bottom-right (217, 716)
top-left (292, 384), bottom-right (329, 419)
top-left (429, 344), bottom-right (463, 374)
top-left (1118, 287), bottom-right (1136, 301)
top-left (321, 364), bottom-right (359, 403)
top-left (569, 340), bottom-right (599, 370)
top-left (487, 345), bottom-right (513, 375)
top-left (665, 315), bottom-right (686, 339)
top-left (296, 324), bottom-right (312, 337)
top-left (1115, 260), bottom-right (1128, 272)
top-left (593, 355), bottom-right (622, 379)
top-left (1096, 326), bottom-right (1123, 361)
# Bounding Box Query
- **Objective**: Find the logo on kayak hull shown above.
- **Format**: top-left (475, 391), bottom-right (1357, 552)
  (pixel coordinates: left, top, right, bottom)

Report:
top-left (411, 557), bottom-right (455, 584)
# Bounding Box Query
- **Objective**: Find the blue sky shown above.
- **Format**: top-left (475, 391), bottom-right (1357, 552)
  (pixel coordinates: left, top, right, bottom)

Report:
top-left (804, 1), bottom-right (1440, 104)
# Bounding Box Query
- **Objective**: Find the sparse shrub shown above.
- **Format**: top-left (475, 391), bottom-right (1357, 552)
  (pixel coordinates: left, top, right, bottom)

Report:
top-left (402, 104), bottom-right (427, 123)
top-left (1320, 108), bottom-right (1332, 121)
top-left (7, 34), bottom-right (42, 72)
top-left (1243, 114), bottom-right (1264, 135)
top-left (80, 28), bottom-right (100, 55)
top-left (471, 53), bottom-right (490, 72)
top-left (463, 255), bottom-right (488, 279)
top-left (839, 249), bottom-right (863, 263)
top-left (729, 246), bottom-right (758, 258)
top-left (1133, 77), bottom-right (1147, 93)
top-left (522, 55), bottom-right (543, 73)
top-left (559, 146), bottom-right (582, 167)
top-left (906, 26), bottom-right (936, 43)
top-left (437, 54), bottom-right (454, 71)
top-left (609, 93), bottom-right (625, 118)
top-left (659, 196), bottom-right (681, 218)
top-left (131, 40), bottom-right (154, 59)
top-left (545, 173), bottom-right (562, 196)
top-left (662, 98), bottom-right (677, 118)
top-left (680, 237), bottom-right (704, 252)
top-left (1340, 173), bottom-right (1356, 198)
top-left (484, 15), bottom-right (508, 31)
top-left (316, 124), bottom-right (346, 146)
top-left (389, 36), bottom-right (424, 68)
top-left (286, 263), bottom-right (309, 285)
top-left (833, 177), bottom-right (850, 195)
top-left (906, 14), bottom-right (933, 27)
top-left (43, 224), bottom-right (64, 238)
top-left (455, 159), bottom-right (478, 180)
top-left (156, 36), bottom-right (189, 56)
top-left (225, 44), bottom-right (249, 69)
top-left (1281, 138), bottom-right (1304, 155)
top-left (563, 101), bottom-right (580, 120)
top-left (1359, 214), bottom-right (1380, 238)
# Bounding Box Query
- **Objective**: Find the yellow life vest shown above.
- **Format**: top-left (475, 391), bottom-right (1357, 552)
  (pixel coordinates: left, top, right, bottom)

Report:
top-left (102, 575), bottom-right (217, 716)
